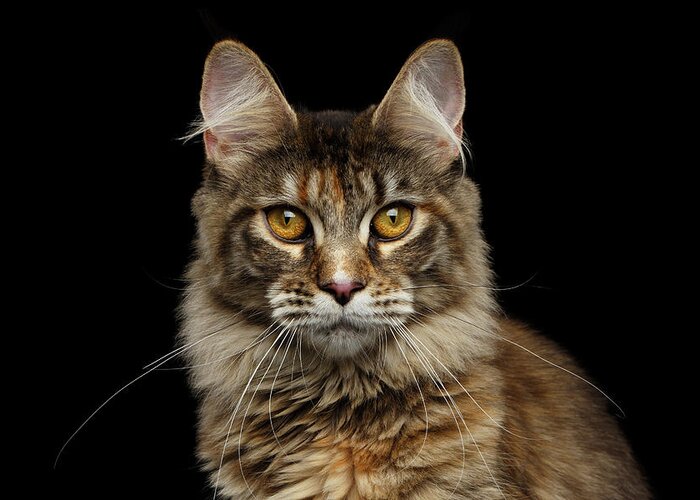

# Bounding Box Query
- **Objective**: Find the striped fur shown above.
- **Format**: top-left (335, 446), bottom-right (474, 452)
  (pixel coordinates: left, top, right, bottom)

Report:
top-left (180, 40), bottom-right (649, 499)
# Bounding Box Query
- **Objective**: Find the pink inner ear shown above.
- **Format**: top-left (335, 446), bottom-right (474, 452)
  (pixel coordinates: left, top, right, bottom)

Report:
top-left (442, 90), bottom-right (465, 131)
top-left (411, 43), bottom-right (466, 131)
top-left (423, 67), bottom-right (465, 131)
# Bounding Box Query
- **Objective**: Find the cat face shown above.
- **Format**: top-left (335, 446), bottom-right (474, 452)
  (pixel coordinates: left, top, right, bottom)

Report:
top-left (190, 40), bottom-right (492, 359)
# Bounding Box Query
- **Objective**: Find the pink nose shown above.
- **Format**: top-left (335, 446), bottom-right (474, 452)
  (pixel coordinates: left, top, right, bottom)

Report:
top-left (320, 281), bottom-right (365, 306)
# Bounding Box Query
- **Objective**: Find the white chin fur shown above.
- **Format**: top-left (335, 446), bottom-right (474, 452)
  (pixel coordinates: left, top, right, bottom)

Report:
top-left (310, 326), bottom-right (375, 359)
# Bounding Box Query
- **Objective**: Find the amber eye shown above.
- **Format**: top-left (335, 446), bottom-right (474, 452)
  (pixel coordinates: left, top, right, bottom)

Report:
top-left (265, 206), bottom-right (311, 242)
top-left (371, 203), bottom-right (413, 241)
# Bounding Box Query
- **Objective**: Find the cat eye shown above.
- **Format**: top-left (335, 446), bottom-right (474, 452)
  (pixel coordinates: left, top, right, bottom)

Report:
top-left (265, 206), bottom-right (311, 242)
top-left (370, 203), bottom-right (413, 241)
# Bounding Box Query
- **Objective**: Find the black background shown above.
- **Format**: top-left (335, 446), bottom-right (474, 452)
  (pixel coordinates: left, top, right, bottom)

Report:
top-left (40, 7), bottom-right (676, 499)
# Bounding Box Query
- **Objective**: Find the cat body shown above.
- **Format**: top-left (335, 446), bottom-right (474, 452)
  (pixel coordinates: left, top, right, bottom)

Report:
top-left (181, 40), bottom-right (649, 499)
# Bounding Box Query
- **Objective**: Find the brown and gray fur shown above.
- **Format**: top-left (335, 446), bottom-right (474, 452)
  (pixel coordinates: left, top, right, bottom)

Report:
top-left (181, 39), bottom-right (649, 499)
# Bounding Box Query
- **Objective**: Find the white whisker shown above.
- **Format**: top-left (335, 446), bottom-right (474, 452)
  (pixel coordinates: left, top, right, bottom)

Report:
top-left (440, 310), bottom-right (625, 417)
top-left (289, 328), bottom-right (298, 384)
top-left (212, 320), bottom-right (289, 499)
top-left (54, 314), bottom-right (243, 468)
top-left (268, 327), bottom-right (296, 455)
top-left (382, 317), bottom-right (429, 472)
top-left (388, 323), bottom-right (467, 498)
top-left (382, 273), bottom-right (537, 294)
top-left (394, 321), bottom-right (504, 499)
top-left (405, 313), bottom-right (536, 442)
top-left (143, 312), bottom-right (244, 370)
top-left (157, 321), bottom-right (280, 371)
top-left (237, 326), bottom-right (292, 497)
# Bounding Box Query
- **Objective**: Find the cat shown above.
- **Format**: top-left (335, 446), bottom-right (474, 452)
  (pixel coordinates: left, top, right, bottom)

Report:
top-left (180, 39), bottom-right (650, 499)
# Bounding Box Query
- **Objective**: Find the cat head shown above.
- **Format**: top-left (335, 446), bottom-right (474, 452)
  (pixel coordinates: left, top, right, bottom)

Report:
top-left (187, 40), bottom-right (494, 361)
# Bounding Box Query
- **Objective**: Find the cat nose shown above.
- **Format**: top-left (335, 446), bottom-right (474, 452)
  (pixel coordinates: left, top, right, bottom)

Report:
top-left (319, 281), bottom-right (365, 306)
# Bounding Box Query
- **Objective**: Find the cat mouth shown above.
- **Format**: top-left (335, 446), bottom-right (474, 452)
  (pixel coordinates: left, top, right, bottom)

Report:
top-left (322, 312), bottom-right (385, 333)
top-left (295, 309), bottom-right (395, 335)
top-left (285, 309), bottom-right (395, 352)
top-left (315, 317), bottom-right (365, 335)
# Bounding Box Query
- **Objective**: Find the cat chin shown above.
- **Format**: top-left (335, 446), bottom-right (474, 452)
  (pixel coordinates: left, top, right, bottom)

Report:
top-left (309, 325), bottom-right (375, 359)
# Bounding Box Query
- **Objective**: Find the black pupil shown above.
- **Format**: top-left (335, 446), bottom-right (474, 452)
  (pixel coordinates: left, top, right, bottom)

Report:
top-left (283, 210), bottom-right (294, 226)
top-left (387, 207), bottom-right (398, 224)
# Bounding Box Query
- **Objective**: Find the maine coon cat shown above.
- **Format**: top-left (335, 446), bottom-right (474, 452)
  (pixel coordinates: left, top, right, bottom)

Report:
top-left (181, 39), bottom-right (649, 499)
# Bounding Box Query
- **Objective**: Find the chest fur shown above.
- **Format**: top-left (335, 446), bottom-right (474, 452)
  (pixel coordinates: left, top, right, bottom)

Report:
top-left (199, 375), bottom-right (504, 499)
top-left (242, 407), bottom-right (428, 499)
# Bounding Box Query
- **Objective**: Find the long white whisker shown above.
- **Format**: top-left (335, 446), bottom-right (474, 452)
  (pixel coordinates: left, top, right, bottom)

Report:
top-left (382, 273), bottom-right (537, 294)
top-left (268, 327), bottom-right (296, 455)
top-left (297, 331), bottom-right (311, 398)
top-left (382, 319), bottom-right (429, 471)
top-left (143, 312), bottom-right (243, 369)
top-left (54, 315), bottom-right (243, 468)
top-left (289, 328), bottom-right (298, 384)
top-left (380, 326), bottom-right (389, 372)
top-left (157, 321), bottom-right (280, 371)
top-left (440, 310), bottom-right (625, 417)
top-left (389, 318), bottom-right (467, 498)
top-left (237, 326), bottom-right (292, 497)
top-left (395, 320), bottom-right (505, 498)
top-left (401, 318), bottom-right (505, 498)
top-left (405, 313), bottom-right (536, 441)
top-left (212, 320), bottom-right (289, 499)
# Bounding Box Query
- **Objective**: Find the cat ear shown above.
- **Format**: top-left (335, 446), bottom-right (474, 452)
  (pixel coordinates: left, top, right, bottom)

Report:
top-left (373, 39), bottom-right (465, 164)
top-left (196, 40), bottom-right (296, 161)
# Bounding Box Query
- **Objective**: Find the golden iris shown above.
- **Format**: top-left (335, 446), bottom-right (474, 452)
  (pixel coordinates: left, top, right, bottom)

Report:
top-left (266, 206), bottom-right (310, 241)
top-left (371, 204), bottom-right (413, 240)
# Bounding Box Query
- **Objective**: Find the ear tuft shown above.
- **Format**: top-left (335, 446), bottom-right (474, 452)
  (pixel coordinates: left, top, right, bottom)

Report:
top-left (373, 40), bottom-right (466, 167)
top-left (188, 40), bottom-right (296, 162)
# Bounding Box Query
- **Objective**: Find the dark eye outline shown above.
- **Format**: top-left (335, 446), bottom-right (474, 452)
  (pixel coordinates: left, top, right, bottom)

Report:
top-left (370, 202), bottom-right (415, 242)
top-left (263, 205), bottom-right (313, 243)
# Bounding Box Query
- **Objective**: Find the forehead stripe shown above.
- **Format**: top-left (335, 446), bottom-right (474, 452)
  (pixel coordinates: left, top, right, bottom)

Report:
top-left (317, 168), bottom-right (326, 199)
top-left (331, 170), bottom-right (345, 209)
top-left (297, 174), bottom-right (308, 205)
top-left (372, 170), bottom-right (385, 205)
